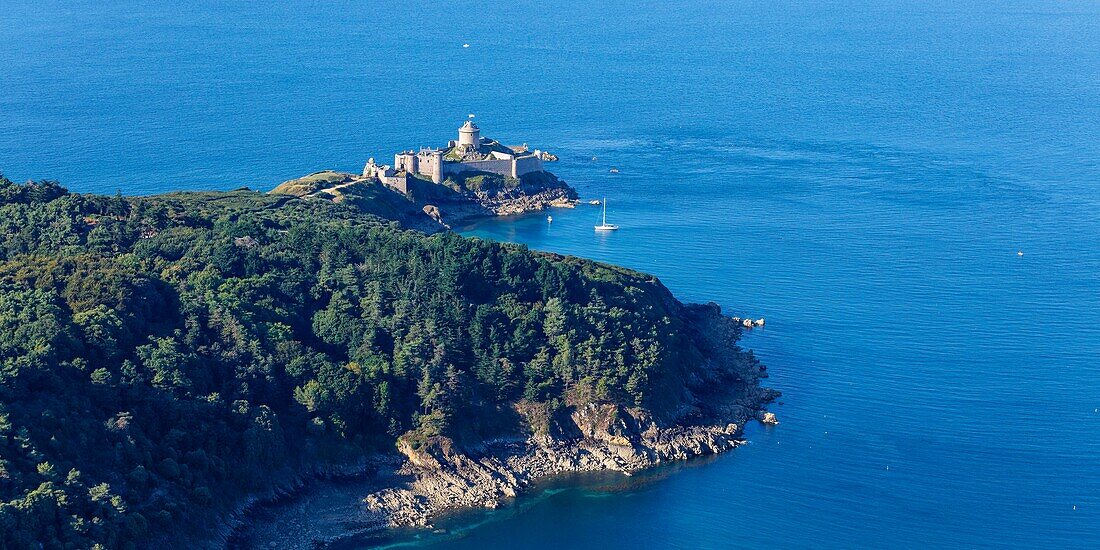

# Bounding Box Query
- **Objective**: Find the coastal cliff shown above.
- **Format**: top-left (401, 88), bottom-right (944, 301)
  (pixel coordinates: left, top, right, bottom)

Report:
top-left (366, 361), bottom-right (775, 531)
top-left (231, 305), bottom-right (778, 548)
top-left (270, 168), bottom-right (577, 230)
top-left (366, 304), bottom-right (774, 527)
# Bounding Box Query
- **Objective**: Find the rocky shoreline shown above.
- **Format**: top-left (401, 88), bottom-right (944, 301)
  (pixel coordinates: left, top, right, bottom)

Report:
top-left (364, 402), bottom-right (774, 532)
top-left (231, 380), bottom-right (778, 549)
top-left (418, 186), bottom-right (578, 228)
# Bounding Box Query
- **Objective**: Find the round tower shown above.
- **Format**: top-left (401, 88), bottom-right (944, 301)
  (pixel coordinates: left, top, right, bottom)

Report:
top-left (458, 120), bottom-right (480, 148)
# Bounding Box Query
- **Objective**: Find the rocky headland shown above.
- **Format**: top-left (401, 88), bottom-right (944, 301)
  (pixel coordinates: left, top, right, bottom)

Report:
top-left (0, 173), bottom-right (775, 550)
top-left (270, 168), bottom-right (578, 230)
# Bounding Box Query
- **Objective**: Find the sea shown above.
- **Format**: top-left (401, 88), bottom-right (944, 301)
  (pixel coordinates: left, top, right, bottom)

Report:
top-left (2, 1), bottom-right (1099, 548)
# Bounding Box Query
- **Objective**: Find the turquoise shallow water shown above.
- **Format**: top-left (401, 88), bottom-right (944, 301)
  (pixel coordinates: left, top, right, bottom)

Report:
top-left (3, 1), bottom-right (1100, 547)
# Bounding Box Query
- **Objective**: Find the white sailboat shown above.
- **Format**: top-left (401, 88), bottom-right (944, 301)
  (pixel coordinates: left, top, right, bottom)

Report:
top-left (594, 198), bottom-right (619, 231)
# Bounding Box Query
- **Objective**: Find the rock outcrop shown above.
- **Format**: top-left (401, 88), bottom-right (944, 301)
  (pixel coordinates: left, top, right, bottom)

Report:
top-left (359, 398), bottom-right (767, 531)
top-left (733, 316), bottom-right (766, 328)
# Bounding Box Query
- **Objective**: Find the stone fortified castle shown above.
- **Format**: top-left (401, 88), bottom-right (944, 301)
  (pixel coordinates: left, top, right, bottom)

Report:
top-left (362, 120), bottom-right (549, 194)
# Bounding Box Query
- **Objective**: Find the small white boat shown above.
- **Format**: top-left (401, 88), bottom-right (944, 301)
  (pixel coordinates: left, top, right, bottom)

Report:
top-left (462, 43), bottom-right (470, 48)
top-left (1017, 250), bottom-right (1024, 256)
top-left (547, 215), bottom-right (553, 223)
top-left (608, 167), bottom-right (620, 173)
top-left (594, 199), bottom-right (619, 231)
top-left (589, 199), bottom-right (600, 205)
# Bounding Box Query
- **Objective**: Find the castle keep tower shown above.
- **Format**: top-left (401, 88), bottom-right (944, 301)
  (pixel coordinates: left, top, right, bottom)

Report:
top-left (458, 120), bottom-right (480, 149)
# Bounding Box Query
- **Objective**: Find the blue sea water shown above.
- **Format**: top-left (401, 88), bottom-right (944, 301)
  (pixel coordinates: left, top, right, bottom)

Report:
top-left (3, 1), bottom-right (1100, 548)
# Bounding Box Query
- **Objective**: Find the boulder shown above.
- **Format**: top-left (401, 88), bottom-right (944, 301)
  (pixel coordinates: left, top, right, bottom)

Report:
top-left (422, 204), bottom-right (443, 223)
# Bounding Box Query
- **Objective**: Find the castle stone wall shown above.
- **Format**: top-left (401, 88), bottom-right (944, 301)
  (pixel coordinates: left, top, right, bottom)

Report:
top-left (447, 158), bottom-right (514, 178)
top-left (381, 173), bottom-right (408, 194)
top-left (513, 155), bottom-right (544, 177)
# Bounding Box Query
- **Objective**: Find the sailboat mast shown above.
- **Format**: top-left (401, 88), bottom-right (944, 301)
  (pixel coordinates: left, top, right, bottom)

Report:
top-left (602, 199), bottom-right (607, 225)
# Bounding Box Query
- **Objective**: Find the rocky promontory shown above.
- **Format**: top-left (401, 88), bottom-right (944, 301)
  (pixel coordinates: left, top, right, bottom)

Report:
top-left (0, 177), bottom-right (776, 550)
top-left (270, 168), bottom-right (577, 230)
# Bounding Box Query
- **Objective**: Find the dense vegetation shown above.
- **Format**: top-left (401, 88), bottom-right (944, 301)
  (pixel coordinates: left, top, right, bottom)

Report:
top-left (0, 176), bottom-right (740, 548)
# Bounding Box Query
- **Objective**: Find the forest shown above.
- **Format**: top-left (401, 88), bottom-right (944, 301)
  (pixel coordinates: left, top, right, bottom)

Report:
top-left (0, 176), bottom-right (746, 548)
